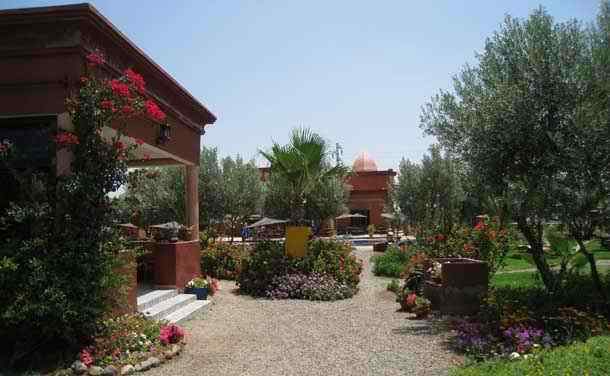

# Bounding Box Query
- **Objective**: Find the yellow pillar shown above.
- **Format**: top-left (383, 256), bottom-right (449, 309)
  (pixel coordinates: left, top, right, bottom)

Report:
top-left (184, 165), bottom-right (199, 240)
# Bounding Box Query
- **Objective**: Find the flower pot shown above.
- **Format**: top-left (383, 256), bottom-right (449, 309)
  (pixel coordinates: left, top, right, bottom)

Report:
top-left (192, 287), bottom-right (208, 300)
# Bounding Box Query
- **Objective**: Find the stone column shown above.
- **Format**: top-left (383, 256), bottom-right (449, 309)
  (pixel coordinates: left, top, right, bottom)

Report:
top-left (184, 165), bottom-right (199, 240)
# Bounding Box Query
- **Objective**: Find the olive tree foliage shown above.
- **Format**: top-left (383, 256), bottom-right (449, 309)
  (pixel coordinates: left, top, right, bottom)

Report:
top-left (221, 155), bottom-right (264, 240)
top-left (395, 145), bottom-right (464, 235)
top-left (420, 5), bottom-right (610, 292)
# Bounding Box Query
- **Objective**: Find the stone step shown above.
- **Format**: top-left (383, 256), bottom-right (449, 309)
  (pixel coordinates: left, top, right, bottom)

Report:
top-left (137, 289), bottom-right (178, 312)
top-left (141, 294), bottom-right (196, 320)
top-left (164, 299), bottom-right (212, 324)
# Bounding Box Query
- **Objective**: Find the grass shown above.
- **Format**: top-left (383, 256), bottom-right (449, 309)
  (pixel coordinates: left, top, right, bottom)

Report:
top-left (451, 335), bottom-right (610, 376)
top-left (499, 239), bottom-right (610, 272)
top-left (491, 266), bottom-right (610, 289)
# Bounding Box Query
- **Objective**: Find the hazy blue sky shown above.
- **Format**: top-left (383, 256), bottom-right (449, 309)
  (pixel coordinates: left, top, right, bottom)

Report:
top-left (3, 0), bottom-right (601, 169)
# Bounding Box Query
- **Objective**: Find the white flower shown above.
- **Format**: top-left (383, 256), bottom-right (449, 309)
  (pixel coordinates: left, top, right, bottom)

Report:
top-left (532, 344), bottom-right (540, 348)
top-left (509, 352), bottom-right (521, 360)
top-left (523, 354), bottom-right (531, 360)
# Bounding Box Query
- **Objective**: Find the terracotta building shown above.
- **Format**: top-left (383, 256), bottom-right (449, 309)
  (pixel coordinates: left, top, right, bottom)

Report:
top-left (344, 152), bottom-right (396, 230)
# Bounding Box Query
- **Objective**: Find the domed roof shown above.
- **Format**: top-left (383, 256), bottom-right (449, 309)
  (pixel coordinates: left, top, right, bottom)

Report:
top-left (353, 151), bottom-right (378, 172)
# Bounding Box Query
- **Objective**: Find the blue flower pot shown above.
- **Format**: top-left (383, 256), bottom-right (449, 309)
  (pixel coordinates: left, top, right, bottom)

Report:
top-left (192, 287), bottom-right (208, 300)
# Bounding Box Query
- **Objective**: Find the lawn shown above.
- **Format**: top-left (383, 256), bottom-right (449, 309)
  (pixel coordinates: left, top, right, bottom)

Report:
top-left (492, 265), bottom-right (610, 289)
top-left (499, 239), bottom-right (609, 272)
top-left (451, 336), bottom-right (610, 376)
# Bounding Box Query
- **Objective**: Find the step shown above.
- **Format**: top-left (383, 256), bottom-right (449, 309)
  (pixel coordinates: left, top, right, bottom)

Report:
top-left (164, 299), bottom-right (212, 324)
top-left (141, 294), bottom-right (196, 320)
top-left (137, 289), bottom-right (178, 312)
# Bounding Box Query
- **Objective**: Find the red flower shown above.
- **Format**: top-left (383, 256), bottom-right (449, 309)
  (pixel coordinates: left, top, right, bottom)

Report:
top-left (474, 221), bottom-right (486, 231)
top-left (121, 105), bottom-right (135, 116)
top-left (124, 68), bottom-right (146, 93)
top-left (145, 99), bottom-right (166, 122)
top-left (86, 52), bottom-right (105, 66)
top-left (54, 132), bottom-right (80, 146)
top-left (405, 293), bottom-right (417, 307)
top-left (135, 138), bottom-right (144, 145)
top-left (100, 100), bottom-right (114, 110)
top-left (435, 234), bottom-right (446, 242)
top-left (114, 141), bottom-right (125, 151)
top-left (109, 79), bottom-right (131, 98)
top-left (463, 243), bottom-right (474, 253)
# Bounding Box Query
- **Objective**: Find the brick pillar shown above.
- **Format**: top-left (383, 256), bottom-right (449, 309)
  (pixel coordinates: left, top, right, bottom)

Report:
top-left (185, 165), bottom-right (199, 240)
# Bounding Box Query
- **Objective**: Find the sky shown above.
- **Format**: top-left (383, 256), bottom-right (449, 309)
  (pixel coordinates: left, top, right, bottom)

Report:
top-left (3, 0), bottom-right (602, 169)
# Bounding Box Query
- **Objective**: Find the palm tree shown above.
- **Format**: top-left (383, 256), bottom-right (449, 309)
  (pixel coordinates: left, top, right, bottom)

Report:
top-left (260, 127), bottom-right (348, 224)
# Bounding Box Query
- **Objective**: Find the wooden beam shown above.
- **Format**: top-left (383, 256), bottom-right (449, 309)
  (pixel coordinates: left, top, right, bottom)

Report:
top-left (127, 158), bottom-right (184, 167)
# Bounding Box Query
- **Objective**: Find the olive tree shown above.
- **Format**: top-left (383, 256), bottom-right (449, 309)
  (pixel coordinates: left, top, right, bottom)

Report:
top-left (420, 7), bottom-right (601, 290)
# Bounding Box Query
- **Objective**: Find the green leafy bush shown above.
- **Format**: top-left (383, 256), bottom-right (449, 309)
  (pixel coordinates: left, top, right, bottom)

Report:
top-left (372, 245), bottom-right (411, 277)
top-left (200, 242), bottom-right (248, 279)
top-left (237, 241), bottom-right (291, 297)
top-left (296, 240), bottom-right (361, 288)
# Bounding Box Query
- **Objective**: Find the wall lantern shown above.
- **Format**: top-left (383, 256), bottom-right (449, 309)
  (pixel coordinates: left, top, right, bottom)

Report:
top-left (157, 123), bottom-right (171, 145)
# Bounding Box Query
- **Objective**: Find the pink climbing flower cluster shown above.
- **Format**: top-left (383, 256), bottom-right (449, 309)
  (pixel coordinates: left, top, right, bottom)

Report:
top-left (159, 324), bottom-right (185, 345)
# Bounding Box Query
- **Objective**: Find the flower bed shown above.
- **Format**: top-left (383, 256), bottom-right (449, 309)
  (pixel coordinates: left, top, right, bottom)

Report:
top-left (237, 240), bottom-right (362, 301)
top-left (70, 314), bottom-right (185, 374)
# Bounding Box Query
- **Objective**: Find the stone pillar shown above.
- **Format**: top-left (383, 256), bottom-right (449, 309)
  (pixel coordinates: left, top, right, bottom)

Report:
top-left (184, 165), bottom-right (199, 240)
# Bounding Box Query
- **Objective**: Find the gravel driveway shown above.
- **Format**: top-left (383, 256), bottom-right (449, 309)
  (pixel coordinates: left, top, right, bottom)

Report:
top-left (148, 246), bottom-right (459, 376)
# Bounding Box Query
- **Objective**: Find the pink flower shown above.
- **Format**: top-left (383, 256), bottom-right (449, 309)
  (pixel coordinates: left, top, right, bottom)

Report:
top-left (100, 100), bottom-right (114, 111)
top-left (124, 68), bottom-right (146, 93)
top-left (159, 324), bottom-right (185, 345)
top-left (135, 138), bottom-right (144, 145)
top-left (143, 153), bottom-right (152, 161)
top-left (406, 293), bottom-right (417, 307)
top-left (145, 99), bottom-right (166, 122)
top-left (54, 132), bottom-right (80, 146)
top-left (114, 141), bottom-right (125, 151)
top-left (79, 347), bottom-right (94, 367)
top-left (86, 52), bottom-right (105, 66)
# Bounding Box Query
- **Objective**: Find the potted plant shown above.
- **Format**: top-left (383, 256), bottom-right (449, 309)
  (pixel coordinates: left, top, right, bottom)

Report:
top-left (185, 277), bottom-right (209, 300)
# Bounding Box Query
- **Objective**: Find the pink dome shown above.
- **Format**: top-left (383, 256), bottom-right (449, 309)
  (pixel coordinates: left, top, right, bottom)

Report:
top-left (353, 152), bottom-right (378, 172)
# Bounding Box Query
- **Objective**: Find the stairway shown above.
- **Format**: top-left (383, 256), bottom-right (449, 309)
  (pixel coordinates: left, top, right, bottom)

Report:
top-left (137, 289), bottom-right (212, 323)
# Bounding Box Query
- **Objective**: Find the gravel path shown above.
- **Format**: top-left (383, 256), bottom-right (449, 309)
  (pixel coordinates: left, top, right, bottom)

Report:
top-left (148, 246), bottom-right (459, 376)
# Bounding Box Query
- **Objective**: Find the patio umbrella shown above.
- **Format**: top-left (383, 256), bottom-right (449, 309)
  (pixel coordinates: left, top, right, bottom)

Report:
top-left (245, 217), bottom-right (288, 228)
top-left (335, 213), bottom-right (367, 220)
top-left (380, 213), bottom-right (395, 220)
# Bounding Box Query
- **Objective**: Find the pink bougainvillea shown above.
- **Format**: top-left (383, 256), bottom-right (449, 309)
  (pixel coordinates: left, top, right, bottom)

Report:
top-left (124, 68), bottom-right (146, 93)
top-left (159, 324), bottom-right (185, 345)
top-left (86, 52), bottom-right (105, 67)
top-left (109, 79), bottom-right (131, 99)
top-left (145, 99), bottom-right (166, 122)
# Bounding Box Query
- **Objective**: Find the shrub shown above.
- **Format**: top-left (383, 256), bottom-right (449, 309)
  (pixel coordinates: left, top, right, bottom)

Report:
top-left (386, 279), bottom-right (401, 294)
top-left (265, 272), bottom-right (356, 300)
top-left (237, 239), bottom-right (362, 300)
top-left (372, 245), bottom-right (410, 277)
top-left (200, 242), bottom-right (248, 279)
top-left (84, 314), bottom-right (183, 368)
top-left (296, 239), bottom-right (362, 288)
top-left (237, 241), bottom-right (291, 297)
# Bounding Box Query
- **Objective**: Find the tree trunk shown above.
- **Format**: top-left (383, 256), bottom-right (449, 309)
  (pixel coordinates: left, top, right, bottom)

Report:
top-left (518, 217), bottom-right (557, 290)
top-left (576, 239), bottom-right (607, 301)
